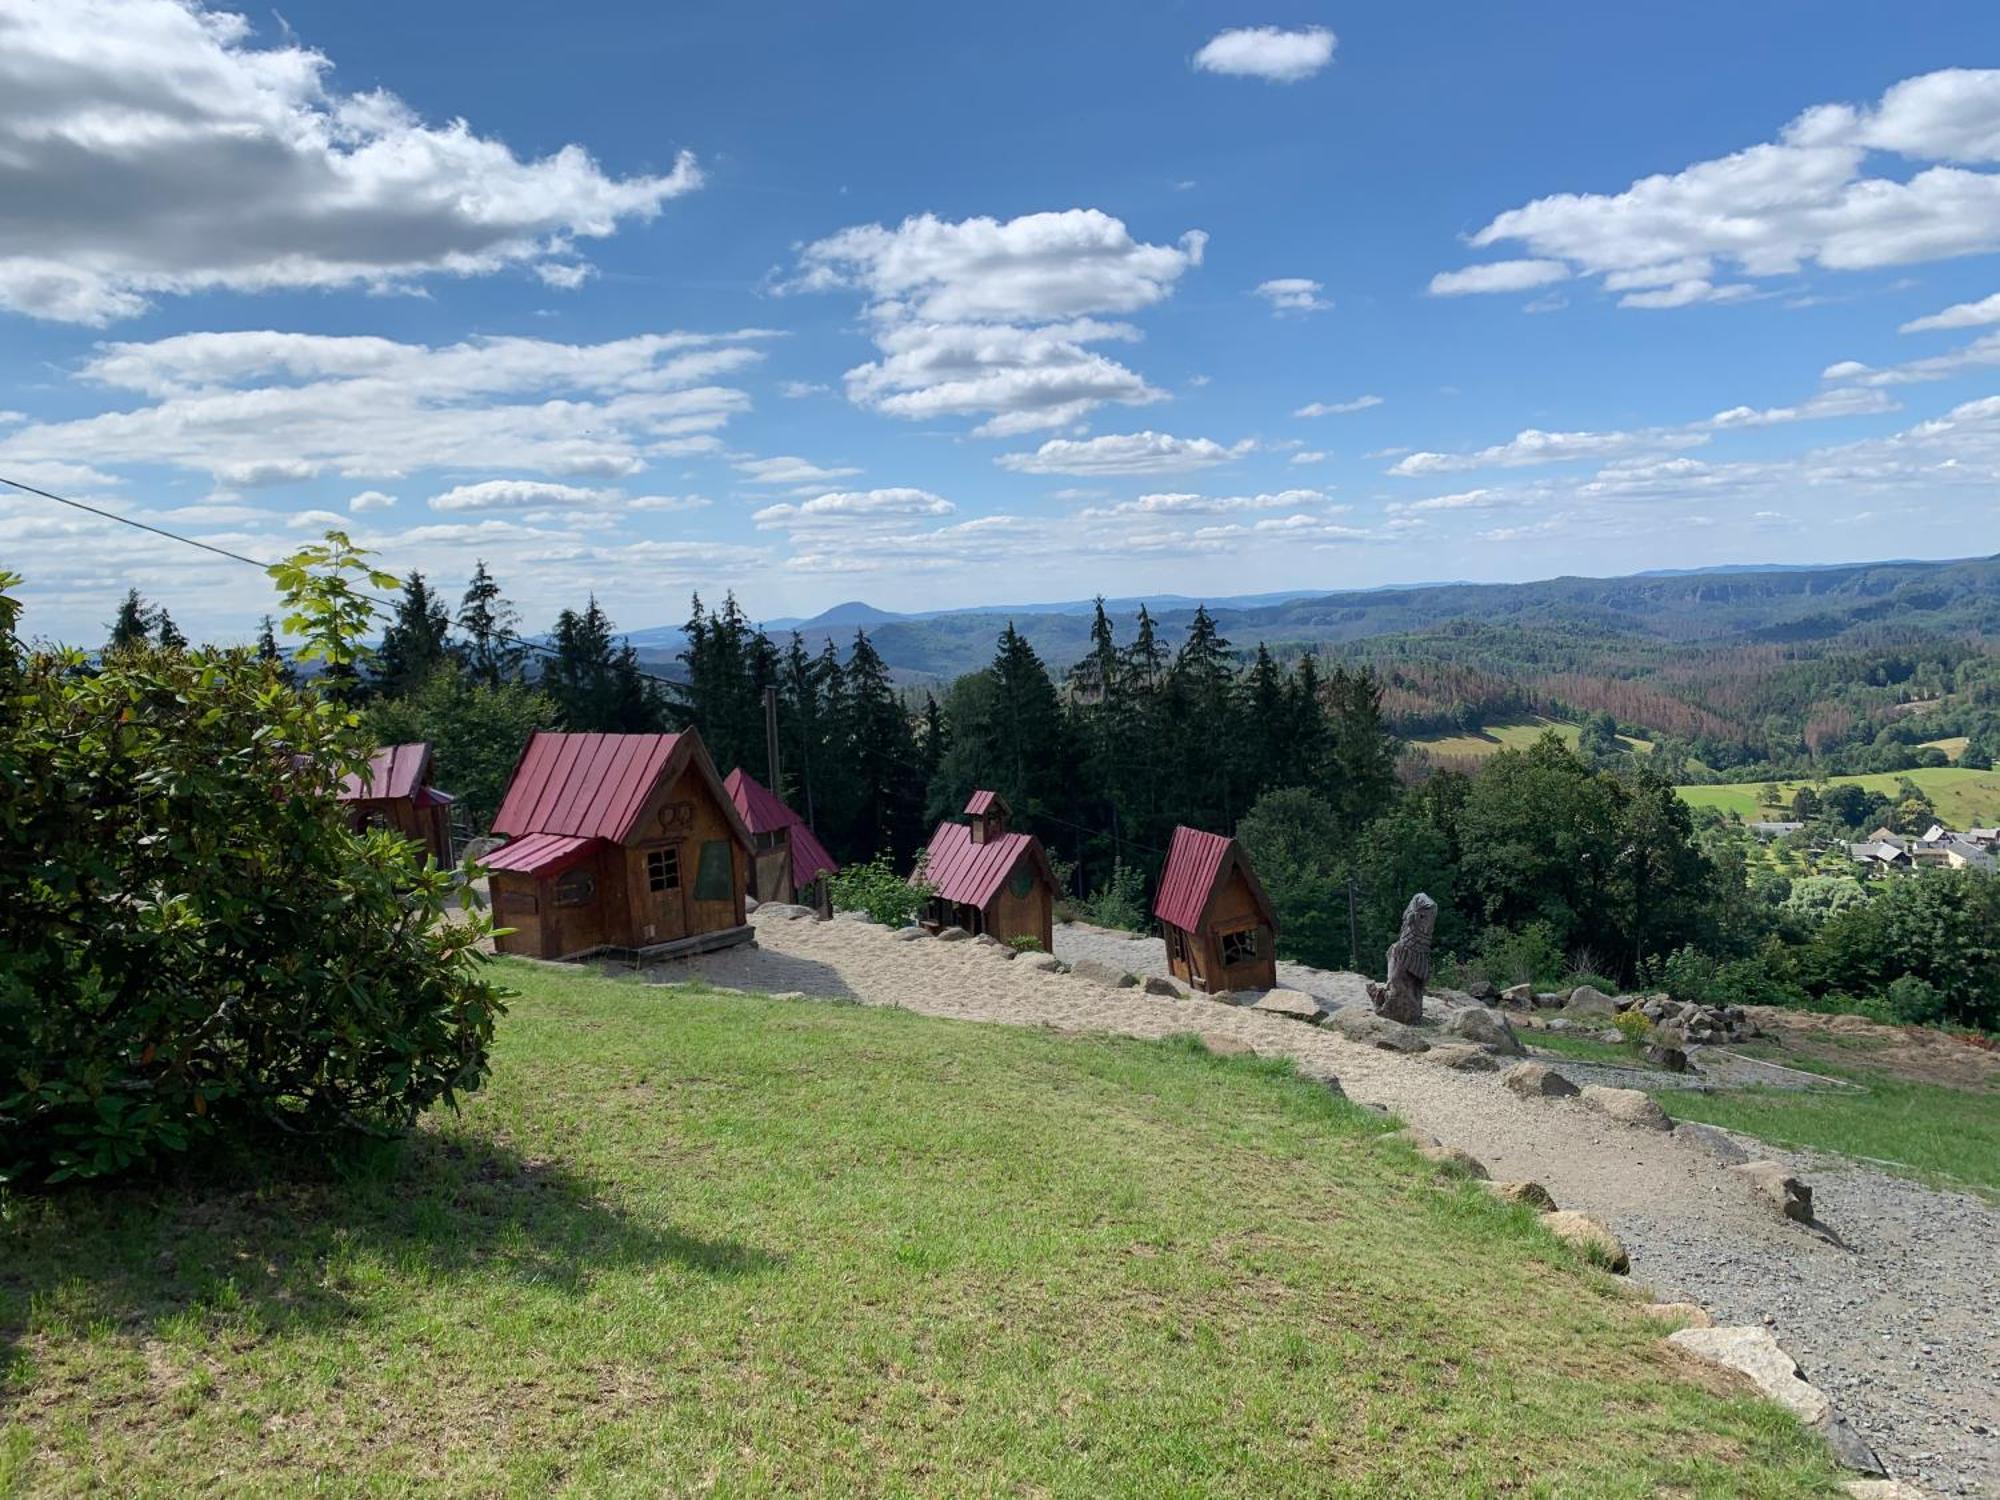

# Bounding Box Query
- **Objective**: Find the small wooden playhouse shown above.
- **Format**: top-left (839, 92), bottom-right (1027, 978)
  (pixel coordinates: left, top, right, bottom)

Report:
top-left (1154, 825), bottom-right (1278, 994)
top-left (338, 742), bottom-right (455, 864)
top-left (914, 791), bottom-right (1055, 951)
top-left (484, 730), bottom-right (754, 961)
top-left (724, 767), bottom-right (839, 905)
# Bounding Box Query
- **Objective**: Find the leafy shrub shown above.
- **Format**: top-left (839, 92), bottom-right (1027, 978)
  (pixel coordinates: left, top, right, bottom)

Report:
top-left (1008, 934), bottom-right (1043, 954)
top-left (831, 852), bottom-right (932, 927)
top-left (1883, 975), bottom-right (1946, 1027)
top-left (1612, 1010), bottom-right (1651, 1045)
top-left (1079, 859), bottom-right (1148, 932)
top-left (1474, 922), bottom-right (1565, 987)
top-left (0, 548), bottom-right (508, 1186)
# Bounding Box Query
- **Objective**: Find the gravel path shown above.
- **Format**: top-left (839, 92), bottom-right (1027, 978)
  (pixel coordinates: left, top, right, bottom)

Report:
top-left (642, 910), bottom-right (1999, 1496)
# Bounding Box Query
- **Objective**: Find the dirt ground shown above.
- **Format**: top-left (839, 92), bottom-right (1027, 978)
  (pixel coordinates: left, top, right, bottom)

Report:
top-left (1743, 1006), bottom-right (2000, 1092)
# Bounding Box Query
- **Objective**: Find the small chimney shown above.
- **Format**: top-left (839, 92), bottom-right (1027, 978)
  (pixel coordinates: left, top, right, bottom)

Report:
top-left (965, 789), bottom-right (1009, 844)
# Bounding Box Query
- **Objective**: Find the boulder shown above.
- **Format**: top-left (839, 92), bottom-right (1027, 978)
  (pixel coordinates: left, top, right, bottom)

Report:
top-left (1730, 1160), bottom-right (1815, 1223)
top-left (1417, 1144), bottom-right (1489, 1179)
top-left (1642, 1302), bottom-right (1714, 1328)
top-left (1142, 975), bottom-right (1182, 998)
top-left (1442, 1005), bottom-right (1524, 1055)
top-left (935, 926), bottom-right (970, 942)
top-left (1501, 1062), bottom-right (1581, 1099)
top-left (973, 932), bottom-right (1002, 947)
top-left (1562, 984), bottom-right (1618, 1020)
top-left (1328, 1010), bottom-right (1430, 1053)
top-left (890, 926), bottom-right (926, 942)
top-left (1422, 1042), bottom-right (1498, 1072)
top-left (835, 908), bottom-right (877, 924)
top-left (1466, 978), bottom-right (1497, 1002)
top-left (1485, 1179), bottom-right (1557, 1210)
top-left (1675, 1122), bottom-right (1752, 1165)
top-left (1252, 988), bottom-right (1325, 1024)
top-left (1545, 1018), bottom-right (1574, 1033)
top-left (1501, 982), bottom-right (1535, 1006)
top-left (1018, 951), bottom-right (1064, 972)
top-left (1645, 1043), bottom-right (1692, 1073)
top-left (1580, 1085), bottom-right (1674, 1132)
top-left (1539, 1210), bottom-right (1629, 1273)
top-left (1200, 1033), bottom-right (1255, 1058)
top-left (1071, 959), bottom-right (1137, 988)
top-left (1666, 1327), bottom-right (1830, 1426)
top-left (760, 902), bottom-right (815, 920)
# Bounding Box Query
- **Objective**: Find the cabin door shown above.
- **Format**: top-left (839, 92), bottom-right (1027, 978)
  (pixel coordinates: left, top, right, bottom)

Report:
top-left (638, 841), bottom-right (689, 944)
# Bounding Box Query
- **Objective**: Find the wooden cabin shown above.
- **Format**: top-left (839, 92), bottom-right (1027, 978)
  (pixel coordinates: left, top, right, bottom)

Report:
top-left (484, 729), bottom-right (754, 961)
top-left (338, 742), bottom-right (455, 864)
top-left (724, 768), bottom-right (839, 905)
top-left (914, 791), bottom-right (1055, 951)
top-left (1154, 825), bottom-right (1278, 994)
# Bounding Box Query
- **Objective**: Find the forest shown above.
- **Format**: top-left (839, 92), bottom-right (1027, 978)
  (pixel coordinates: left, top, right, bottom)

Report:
top-left (136, 552), bottom-right (1992, 1036)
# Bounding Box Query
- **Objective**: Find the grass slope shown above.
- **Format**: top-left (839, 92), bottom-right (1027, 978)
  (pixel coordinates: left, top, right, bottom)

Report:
top-left (1409, 716), bottom-right (1654, 761)
top-left (1677, 767), bottom-right (2000, 827)
top-left (0, 964), bottom-right (1840, 1497)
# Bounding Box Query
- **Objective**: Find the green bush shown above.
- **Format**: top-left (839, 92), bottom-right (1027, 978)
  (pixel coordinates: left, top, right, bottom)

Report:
top-left (831, 852), bottom-right (932, 927)
top-left (1007, 934), bottom-right (1043, 954)
top-left (0, 547), bottom-right (508, 1186)
top-left (1611, 1010), bottom-right (1651, 1045)
top-left (1883, 975), bottom-right (1946, 1026)
top-left (1079, 859), bottom-right (1148, 932)
top-left (1475, 922), bottom-right (1565, 987)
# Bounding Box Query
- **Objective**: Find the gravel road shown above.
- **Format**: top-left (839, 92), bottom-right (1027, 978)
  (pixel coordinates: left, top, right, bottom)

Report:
top-left (643, 910), bottom-right (1999, 1496)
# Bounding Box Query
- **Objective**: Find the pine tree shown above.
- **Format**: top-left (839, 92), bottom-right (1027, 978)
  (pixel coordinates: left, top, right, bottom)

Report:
top-left (107, 590), bottom-right (151, 653)
top-left (1322, 665), bottom-right (1399, 834)
top-left (456, 561), bottom-right (522, 687)
top-left (153, 608), bottom-right (188, 652)
top-left (376, 572), bottom-right (451, 696)
top-left (840, 630), bottom-right (923, 861)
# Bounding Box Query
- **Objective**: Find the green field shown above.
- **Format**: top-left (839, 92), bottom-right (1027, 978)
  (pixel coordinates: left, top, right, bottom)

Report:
top-left (1920, 736), bottom-right (1969, 763)
top-left (0, 962), bottom-right (1839, 1497)
top-left (1410, 716), bottom-right (1654, 761)
top-left (1677, 767), bottom-right (2000, 827)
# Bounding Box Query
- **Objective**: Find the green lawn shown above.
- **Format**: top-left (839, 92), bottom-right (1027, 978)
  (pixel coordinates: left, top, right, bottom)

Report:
top-left (1409, 716), bottom-right (1655, 762)
top-left (0, 962), bottom-right (1842, 1497)
top-left (1677, 766), bottom-right (2000, 827)
top-left (1654, 1063), bottom-right (2000, 1197)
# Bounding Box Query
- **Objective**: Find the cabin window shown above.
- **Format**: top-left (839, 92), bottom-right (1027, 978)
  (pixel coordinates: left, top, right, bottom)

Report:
top-left (694, 839), bottom-right (733, 901)
top-left (646, 846), bottom-right (681, 893)
top-left (553, 869), bottom-right (596, 908)
top-left (754, 830), bottom-right (785, 853)
top-left (1007, 864), bottom-right (1034, 900)
top-left (1220, 926), bottom-right (1261, 968)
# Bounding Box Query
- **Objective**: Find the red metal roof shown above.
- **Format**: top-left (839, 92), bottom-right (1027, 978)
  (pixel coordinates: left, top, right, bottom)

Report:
top-left (964, 789), bottom-right (1001, 816)
top-left (340, 742), bottom-right (431, 803)
top-left (724, 767), bottom-right (840, 891)
top-left (1154, 825), bottom-right (1235, 932)
top-left (917, 821), bottom-right (1047, 909)
top-left (492, 732), bottom-right (685, 841)
top-left (724, 767), bottom-right (796, 835)
top-left (788, 821), bottom-right (839, 887)
top-left (480, 831), bottom-right (602, 876)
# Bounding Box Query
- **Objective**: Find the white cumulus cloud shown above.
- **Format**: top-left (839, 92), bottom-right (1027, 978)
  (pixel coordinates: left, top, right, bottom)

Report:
top-left (1295, 395), bottom-right (1383, 417)
top-left (1429, 261), bottom-right (1571, 297)
top-left (0, 0), bottom-right (700, 324)
top-left (1192, 26), bottom-right (1336, 84)
top-left (1254, 277), bottom-right (1331, 315)
top-left (429, 480), bottom-right (617, 513)
top-left (347, 490), bottom-right (397, 513)
top-left (996, 430), bottom-right (1256, 476)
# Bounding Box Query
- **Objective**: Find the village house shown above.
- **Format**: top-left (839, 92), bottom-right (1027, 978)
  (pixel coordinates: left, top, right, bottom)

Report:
top-left (1153, 825), bottom-right (1279, 994)
top-left (1747, 819), bottom-right (1805, 841)
top-left (724, 767), bottom-right (839, 905)
top-left (483, 730), bottom-right (754, 961)
top-left (913, 791), bottom-right (1055, 951)
top-left (338, 741), bottom-right (455, 864)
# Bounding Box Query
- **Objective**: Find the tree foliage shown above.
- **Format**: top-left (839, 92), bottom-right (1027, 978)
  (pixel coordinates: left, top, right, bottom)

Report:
top-left (0, 548), bottom-right (508, 1186)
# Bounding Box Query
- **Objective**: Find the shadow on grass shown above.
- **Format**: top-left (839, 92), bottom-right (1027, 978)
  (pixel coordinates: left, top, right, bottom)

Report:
top-left (0, 1128), bottom-right (777, 1380)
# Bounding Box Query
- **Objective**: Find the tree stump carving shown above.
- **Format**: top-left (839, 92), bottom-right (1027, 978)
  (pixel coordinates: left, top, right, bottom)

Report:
top-left (1367, 892), bottom-right (1436, 1024)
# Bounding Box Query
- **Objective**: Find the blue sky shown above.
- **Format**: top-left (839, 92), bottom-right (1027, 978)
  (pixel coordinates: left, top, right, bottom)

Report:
top-left (3, 1), bottom-right (1999, 643)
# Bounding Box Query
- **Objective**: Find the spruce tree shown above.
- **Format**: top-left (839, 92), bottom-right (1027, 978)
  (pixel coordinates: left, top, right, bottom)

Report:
top-left (376, 572), bottom-right (451, 697)
top-left (153, 608), bottom-right (188, 652)
top-left (456, 561), bottom-right (522, 687)
top-left (107, 590), bottom-right (152, 654)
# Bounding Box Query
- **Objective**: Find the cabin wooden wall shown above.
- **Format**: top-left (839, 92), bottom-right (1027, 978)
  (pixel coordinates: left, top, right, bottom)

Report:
top-left (490, 845), bottom-right (624, 959)
top-left (348, 796), bottom-right (450, 864)
top-left (1206, 868), bottom-right (1276, 991)
top-left (984, 870), bottom-right (1054, 952)
top-left (623, 764), bottom-right (747, 941)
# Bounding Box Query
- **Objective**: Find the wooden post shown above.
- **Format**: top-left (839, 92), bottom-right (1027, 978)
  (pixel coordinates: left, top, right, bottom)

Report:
top-left (763, 684), bottom-right (781, 794)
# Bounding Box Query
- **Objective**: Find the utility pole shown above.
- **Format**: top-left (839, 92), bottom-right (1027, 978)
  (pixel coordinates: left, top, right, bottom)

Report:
top-left (1347, 873), bottom-right (1360, 973)
top-left (763, 684), bottom-right (781, 792)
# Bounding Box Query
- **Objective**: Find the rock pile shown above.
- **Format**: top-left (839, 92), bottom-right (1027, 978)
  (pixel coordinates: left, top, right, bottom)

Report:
top-left (1628, 993), bottom-right (1755, 1044)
